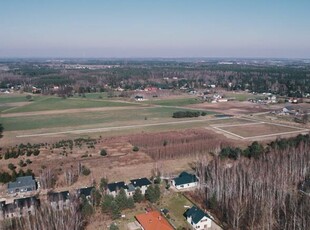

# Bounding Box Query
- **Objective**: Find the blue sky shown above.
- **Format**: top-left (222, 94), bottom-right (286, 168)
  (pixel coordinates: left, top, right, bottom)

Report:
top-left (0, 0), bottom-right (309, 58)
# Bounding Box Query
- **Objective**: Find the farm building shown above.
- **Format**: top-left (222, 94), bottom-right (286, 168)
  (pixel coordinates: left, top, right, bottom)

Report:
top-left (171, 172), bottom-right (198, 190)
top-left (184, 206), bottom-right (212, 229)
top-left (7, 176), bottom-right (37, 194)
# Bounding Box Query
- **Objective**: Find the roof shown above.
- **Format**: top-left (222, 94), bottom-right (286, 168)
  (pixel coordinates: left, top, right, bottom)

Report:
top-left (78, 187), bottom-right (94, 197)
top-left (173, 172), bottom-right (198, 186)
top-left (184, 206), bottom-right (210, 224)
top-left (7, 176), bottom-right (36, 190)
top-left (130, 178), bottom-right (152, 188)
top-left (107, 182), bottom-right (127, 192)
top-left (135, 211), bottom-right (173, 230)
top-left (48, 191), bottom-right (70, 202)
top-left (127, 183), bottom-right (136, 192)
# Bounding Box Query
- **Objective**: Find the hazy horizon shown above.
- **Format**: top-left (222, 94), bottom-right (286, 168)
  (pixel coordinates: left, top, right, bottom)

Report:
top-left (1, 0), bottom-right (310, 58)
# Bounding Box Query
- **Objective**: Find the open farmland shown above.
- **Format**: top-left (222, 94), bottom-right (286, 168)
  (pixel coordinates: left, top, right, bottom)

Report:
top-left (212, 120), bottom-right (309, 140)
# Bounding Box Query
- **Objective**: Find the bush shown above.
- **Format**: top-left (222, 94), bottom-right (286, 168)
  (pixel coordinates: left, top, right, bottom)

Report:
top-left (132, 146), bottom-right (139, 152)
top-left (100, 149), bottom-right (107, 156)
top-left (8, 163), bottom-right (16, 171)
top-left (172, 110), bottom-right (201, 118)
top-left (81, 166), bottom-right (91, 176)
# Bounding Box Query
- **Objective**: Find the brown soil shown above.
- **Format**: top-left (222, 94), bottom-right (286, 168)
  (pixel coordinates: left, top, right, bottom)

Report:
top-left (189, 101), bottom-right (274, 115)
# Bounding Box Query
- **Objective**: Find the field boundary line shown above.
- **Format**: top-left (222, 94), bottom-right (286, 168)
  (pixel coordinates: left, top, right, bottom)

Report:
top-left (212, 126), bottom-right (245, 139)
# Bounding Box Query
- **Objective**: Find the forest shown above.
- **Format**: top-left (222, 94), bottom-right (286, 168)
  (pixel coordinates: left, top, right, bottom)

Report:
top-left (197, 134), bottom-right (310, 230)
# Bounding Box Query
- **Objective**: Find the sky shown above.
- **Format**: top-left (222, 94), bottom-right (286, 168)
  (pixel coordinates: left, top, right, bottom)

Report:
top-left (0, 0), bottom-right (310, 58)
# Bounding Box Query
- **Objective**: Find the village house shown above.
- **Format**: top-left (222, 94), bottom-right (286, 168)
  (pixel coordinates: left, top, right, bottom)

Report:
top-left (184, 206), bottom-right (212, 229)
top-left (7, 176), bottom-right (37, 195)
top-left (77, 186), bottom-right (95, 201)
top-left (107, 182), bottom-right (128, 197)
top-left (134, 95), bottom-right (144, 101)
top-left (135, 211), bottom-right (174, 230)
top-left (171, 172), bottom-right (198, 190)
top-left (130, 178), bottom-right (152, 195)
top-left (0, 196), bottom-right (39, 220)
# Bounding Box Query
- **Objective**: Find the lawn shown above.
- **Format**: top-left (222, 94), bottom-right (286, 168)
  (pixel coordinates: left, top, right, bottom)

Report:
top-left (0, 94), bottom-right (41, 104)
top-left (157, 191), bottom-right (192, 229)
top-left (1, 107), bottom-right (208, 131)
top-left (2, 97), bottom-right (136, 113)
top-left (142, 97), bottom-right (202, 106)
top-left (224, 92), bottom-right (264, 101)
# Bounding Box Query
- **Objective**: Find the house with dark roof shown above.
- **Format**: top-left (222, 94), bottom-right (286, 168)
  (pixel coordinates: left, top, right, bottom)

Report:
top-left (107, 182), bottom-right (128, 197)
top-left (130, 178), bottom-right (152, 195)
top-left (1, 196), bottom-right (40, 220)
top-left (171, 172), bottom-right (198, 190)
top-left (77, 186), bottom-right (95, 201)
top-left (7, 176), bottom-right (37, 194)
top-left (48, 190), bottom-right (70, 210)
top-left (184, 206), bottom-right (212, 229)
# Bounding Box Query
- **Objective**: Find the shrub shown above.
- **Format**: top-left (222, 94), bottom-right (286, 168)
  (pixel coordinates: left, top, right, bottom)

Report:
top-left (8, 163), bottom-right (16, 171)
top-left (132, 146), bottom-right (139, 152)
top-left (81, 165), bottom-right (91, 176)
top-left (100, 149), bottom-right (107, 156)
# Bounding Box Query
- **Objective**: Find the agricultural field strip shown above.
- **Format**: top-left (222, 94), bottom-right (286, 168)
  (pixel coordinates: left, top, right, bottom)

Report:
top-left (16, 117), bottom-right (231, 138)
top-left (0, 106), bottom-right (144, 118)
top-left (240, 117), bottom-right (307, 130)
top-left (212, 117), bottom-right (309, 139)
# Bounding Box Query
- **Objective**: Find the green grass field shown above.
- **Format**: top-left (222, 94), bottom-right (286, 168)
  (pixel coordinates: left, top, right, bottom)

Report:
top-left (1, 107), bottom-right (209, 131)
top-left (0, 94), bottom-right (41, 104)
top-left (2, 97), bottom-right (137, 113)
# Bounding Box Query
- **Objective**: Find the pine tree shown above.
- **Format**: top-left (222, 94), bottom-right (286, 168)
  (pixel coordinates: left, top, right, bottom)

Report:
top-left (133, 188), bottom-right (143, 203)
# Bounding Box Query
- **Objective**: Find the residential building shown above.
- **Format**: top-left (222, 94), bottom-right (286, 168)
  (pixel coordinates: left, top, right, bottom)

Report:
top-left (107, 182), bottom-right (127, 197)
top-left (7, 176), bottom-right (37, 194)
top-left (184, 206), bottom-right (212, 229)
top-left (130, 178), bottom-right (152, 195)
top-left (135, 211), bottom-right (173, 230)
top-left (0, 196), bottom-right (39, 220)
top-left (171, 172), bottom-right (198, 190)
top-left (77, 186), bottom-right (95, 200)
